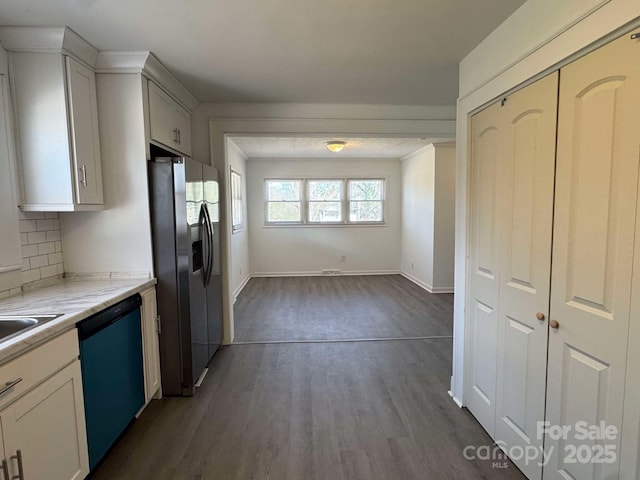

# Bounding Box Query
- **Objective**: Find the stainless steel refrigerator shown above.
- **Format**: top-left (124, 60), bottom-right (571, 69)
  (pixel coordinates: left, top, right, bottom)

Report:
top-left (148, 154), bottom-right (223, 396)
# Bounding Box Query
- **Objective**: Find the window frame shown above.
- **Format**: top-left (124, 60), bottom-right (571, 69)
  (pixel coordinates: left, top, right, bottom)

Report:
top-left (264, 178), bottom-right (304, 225)
top-left (230, 168), bottom-right (244, 233)
top-left (306, 178), bottom-right (344, 225)
top-left (263, 177), bottom-right (386, 227)
top-left (347, 178), bottom-right (386, 224)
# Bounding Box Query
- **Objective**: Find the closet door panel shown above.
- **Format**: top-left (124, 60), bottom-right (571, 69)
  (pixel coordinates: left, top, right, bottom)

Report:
top-left (545, 30), bottom-right (640, 480)
top-left (495, 72), bottom-right (558, 480)
top-left (467, 101), bottom-right (503, 436)
top-left (620, 40), bottom-right (640, 472)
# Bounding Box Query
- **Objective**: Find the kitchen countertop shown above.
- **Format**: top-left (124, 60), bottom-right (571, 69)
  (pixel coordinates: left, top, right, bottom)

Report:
top-left (0, 277), bottom-right (157, 364)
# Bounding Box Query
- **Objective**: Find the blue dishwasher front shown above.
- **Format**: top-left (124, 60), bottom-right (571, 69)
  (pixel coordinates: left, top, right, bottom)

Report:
top-left (78, 294), bottom-right (145, 470)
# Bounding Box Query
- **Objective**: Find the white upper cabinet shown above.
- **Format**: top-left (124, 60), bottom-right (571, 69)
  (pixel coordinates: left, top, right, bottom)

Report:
top-left (65, 56), bottom-right (103, 205)
top-left (148, 81), bottom-right (192, 156)
top-left (0, 27), bottom-right (104, 211)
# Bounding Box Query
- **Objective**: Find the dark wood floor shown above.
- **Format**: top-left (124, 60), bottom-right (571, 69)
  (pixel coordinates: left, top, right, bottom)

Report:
top-left (91, 276), bottom-right (524, 479)
top-left (91, 339), bottom-right (524, 480)
top-left (233, 275), bottom-right (454, 343)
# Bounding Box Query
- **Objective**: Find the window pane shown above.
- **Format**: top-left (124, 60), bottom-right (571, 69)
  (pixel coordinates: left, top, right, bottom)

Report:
top-left (267, 202), bottom-right (301, 222)
top-left (309, 201), bottom-right (342, 223)
top-left (350, 201), bottom-right (383, 222)
top-left (267, 180), bottom-right (300, 201)
top-left (308, 180), bottom-right (341, 201)
top-left (349, 180), bottom-right (383, 201)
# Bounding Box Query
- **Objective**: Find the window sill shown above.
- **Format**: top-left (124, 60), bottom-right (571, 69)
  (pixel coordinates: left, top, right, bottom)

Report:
top-left (263, 223), bottom-right (387, 229)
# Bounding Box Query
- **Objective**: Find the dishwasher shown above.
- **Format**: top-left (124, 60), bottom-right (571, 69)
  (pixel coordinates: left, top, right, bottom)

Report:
top-left (78, 293), bottom-right (145, 470)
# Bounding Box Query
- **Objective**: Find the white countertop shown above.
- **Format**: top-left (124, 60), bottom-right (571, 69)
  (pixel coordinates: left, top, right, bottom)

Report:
top-left (0, 277), bottom-right (157, 363)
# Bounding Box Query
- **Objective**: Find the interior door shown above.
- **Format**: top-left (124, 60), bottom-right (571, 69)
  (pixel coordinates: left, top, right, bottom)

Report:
top-left (620, 149), bottom-right (640, 479)
top-left (544, 29), bottom-right (640, 479)
top-left (467, 100), bottom-right (503, 437)
top-left (494, 72), bottom-right (558, 480)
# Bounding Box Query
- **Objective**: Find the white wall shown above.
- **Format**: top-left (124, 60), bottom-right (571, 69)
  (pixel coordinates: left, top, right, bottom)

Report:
top-left (195, 105), bottom-right (455, 344)
top-left (400, 146), bottom-right (435, 288)
top-left (432, 144), bottom-right (456, 290)
top-left (452, 0), bottom-right (640, 405)
top-left (227, 140), bottom-right (250, 299)
top-left (60, 74), bottom-right (154, 276)
top-left (400, 143), bottom-right (456, 293)
top-left (247, 158), bottom-right (401, 276)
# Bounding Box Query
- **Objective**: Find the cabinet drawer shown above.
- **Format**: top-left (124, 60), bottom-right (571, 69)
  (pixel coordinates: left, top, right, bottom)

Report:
top-left (0, 329), bottom-right (79, 410)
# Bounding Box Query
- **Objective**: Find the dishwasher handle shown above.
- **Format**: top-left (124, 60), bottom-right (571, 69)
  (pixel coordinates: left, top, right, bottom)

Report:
top-left (77, 294), bottom-right (142, 340)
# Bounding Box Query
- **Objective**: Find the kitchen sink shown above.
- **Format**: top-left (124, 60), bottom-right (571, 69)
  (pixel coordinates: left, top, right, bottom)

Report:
top-left (0, 314), bottom-right (63, 342)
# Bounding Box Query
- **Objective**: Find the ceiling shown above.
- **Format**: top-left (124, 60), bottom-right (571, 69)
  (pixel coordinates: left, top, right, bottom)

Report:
top-left (230, 136), bottom-right (449, 159)
top-left (0, 0), bottom-right (525, 105)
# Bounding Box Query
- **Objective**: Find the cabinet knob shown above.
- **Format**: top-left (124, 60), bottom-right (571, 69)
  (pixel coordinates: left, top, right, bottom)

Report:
top-left (536, 312), bottom-right (545, 321)
top-left (549, 319), bottom-right (560, 329)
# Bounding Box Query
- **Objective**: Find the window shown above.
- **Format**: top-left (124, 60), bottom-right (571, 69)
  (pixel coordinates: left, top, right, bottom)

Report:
top-left (348, 179), bottom-right (384, 223)
top-left (230, 169), bottom-right (244, 232)
top-left (266, 179), bottom-right (302, 223)
top-left (307, 179), bottom-right (342, 223)
top-left (265, 178), bottom-right (385, 226)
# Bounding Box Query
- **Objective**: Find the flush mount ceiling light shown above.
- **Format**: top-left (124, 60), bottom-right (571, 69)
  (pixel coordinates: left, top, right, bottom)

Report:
top-left (325, 141), bottom-right (346, 153)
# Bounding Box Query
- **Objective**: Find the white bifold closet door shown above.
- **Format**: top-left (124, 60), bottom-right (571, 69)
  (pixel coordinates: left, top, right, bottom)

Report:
top-left (467, 72), bottom-right (558, 454)
top-left (544, 30), bottom-right (640, 480)
top-left (494, 72), bottom-right (558, 480)
top-left (620, 157), bottom-right (640, 478)
top-left (467, 100), bottom-right (503, 437)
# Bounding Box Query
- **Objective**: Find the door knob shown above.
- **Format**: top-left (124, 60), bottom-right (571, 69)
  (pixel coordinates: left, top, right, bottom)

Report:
top-left (550, 319), bottom-right (560, 329)
top-left (536, 312), bottom-right (545, 321)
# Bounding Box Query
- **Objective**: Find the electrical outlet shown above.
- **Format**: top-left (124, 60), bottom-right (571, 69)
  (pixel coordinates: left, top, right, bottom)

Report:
top-left (340, 255), bottom-right (346, 262)
top-left (411, 263), bottom-right (414, 270)
top-left (239, 267), bottom-right (243, 275)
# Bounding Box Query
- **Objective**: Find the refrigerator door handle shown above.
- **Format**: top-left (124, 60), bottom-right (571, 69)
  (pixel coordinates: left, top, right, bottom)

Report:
top-left (203, 204), bottom-right (214, 286)
top-left (199, 204), bottom-right (210, 286)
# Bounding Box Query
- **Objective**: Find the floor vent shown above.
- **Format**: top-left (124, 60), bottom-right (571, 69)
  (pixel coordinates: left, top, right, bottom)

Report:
top-left (322, 269), bottom-right (342, 275)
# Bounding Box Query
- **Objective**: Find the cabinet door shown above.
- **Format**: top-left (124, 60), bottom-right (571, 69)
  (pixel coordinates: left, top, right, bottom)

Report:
top-left (1, 360), bottom-right (89, 480)
top-left (544, 30), bottom-right (640, 480)
top-left (494, 72), bottom-right (558, 480)
top-left (0, 76), bottom-right (22, 271)
top-left (141, 287), bottom-right (161, 402)
top-left (65, 56), bottom-right (103, 205)
top-left (148, 81), bottom-right (191, 156)
top-left (466, 100), bottom-right (503, 437)
top-left (174, 102), bottom-right (192, 156)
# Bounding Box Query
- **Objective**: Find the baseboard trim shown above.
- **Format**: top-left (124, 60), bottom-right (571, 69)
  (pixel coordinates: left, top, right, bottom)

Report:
top-left (400, 272), bottom-right (454, 294)
top-left (448, 390), bottom-right (464, 408)
top-left (233, 274), bottom-right (252, 303)
top-left (233, 335), bottom-right (453, 345)
top-left (431, 287), bottom-right (455, 294)
top-left (251, 270), bottom-right (401, 278)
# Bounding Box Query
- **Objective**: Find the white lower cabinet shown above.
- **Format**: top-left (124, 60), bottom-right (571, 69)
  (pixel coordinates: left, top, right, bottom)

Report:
top-left (0, 360), bottom-right (89, 480)
top-left (0, 328), bottom-right (89, 480)
top-left (141, 287), bottom-right (161, 402)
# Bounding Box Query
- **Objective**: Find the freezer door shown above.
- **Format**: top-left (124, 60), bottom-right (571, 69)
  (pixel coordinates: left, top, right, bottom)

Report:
top-left (184, 158), bottom-right (209, 389)
top-left (203, 164), bottom-right (223, 357)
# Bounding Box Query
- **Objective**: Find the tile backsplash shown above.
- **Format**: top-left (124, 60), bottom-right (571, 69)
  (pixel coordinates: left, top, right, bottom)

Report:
top-left (18, 211), bottom-right (64, 285)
